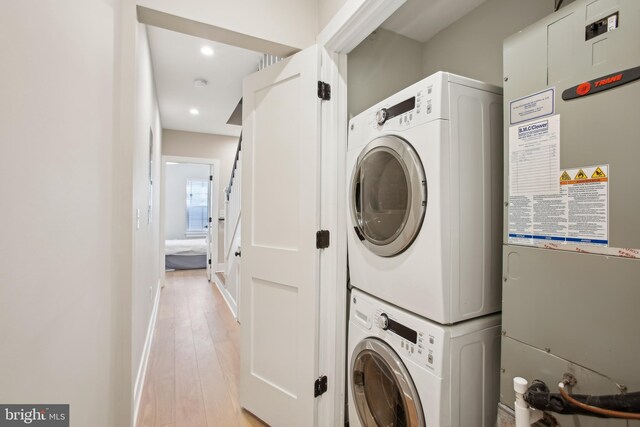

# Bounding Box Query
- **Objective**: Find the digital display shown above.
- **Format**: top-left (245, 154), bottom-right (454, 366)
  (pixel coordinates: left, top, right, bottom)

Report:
top-left (388, 318), bottom-right (418, 344)
top-left (386, 97), bottom-right (416, 121)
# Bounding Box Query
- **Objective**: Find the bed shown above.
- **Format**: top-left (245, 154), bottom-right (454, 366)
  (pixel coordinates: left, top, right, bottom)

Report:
top-left (165, 238), bottom-right (208, 270)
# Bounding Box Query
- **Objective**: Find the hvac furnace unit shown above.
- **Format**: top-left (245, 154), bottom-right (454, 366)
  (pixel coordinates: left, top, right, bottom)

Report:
top-left (499, 0), bottom-right (640, 426)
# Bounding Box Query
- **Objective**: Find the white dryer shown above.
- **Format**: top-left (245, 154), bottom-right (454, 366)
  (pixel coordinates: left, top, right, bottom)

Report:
top-left (347, 288), bottom-right (501, 427)
top-left (347, 72), bottom-right (503, 324)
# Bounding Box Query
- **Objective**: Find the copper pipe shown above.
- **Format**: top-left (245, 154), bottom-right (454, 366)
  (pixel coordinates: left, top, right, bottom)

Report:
top-left (558, 383), bottom-right (640, 420)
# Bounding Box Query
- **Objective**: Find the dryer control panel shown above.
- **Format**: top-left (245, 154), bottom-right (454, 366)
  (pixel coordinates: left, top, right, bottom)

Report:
top-left (367, 77), bottom-right (443, 133)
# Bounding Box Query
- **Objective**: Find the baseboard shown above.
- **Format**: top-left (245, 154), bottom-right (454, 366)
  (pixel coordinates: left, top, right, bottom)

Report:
top-left (133, 282), bottom-right (161, 426)
top-left (211, 273), bottom-right (238, 319)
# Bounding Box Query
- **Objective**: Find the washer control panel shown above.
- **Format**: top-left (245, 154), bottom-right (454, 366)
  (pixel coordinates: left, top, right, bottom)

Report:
top-left (373, 309), bottom-right (443, 373)
top-left (350, 289), bottom-right (445, 374)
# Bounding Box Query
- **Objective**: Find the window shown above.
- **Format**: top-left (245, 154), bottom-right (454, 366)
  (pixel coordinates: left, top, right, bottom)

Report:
top-left (186, 179), bottom-right (209, 233)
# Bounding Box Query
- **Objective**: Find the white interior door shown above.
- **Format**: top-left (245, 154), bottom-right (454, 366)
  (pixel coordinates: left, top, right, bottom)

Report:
top-left (240, 44), bottom-right (322, 427)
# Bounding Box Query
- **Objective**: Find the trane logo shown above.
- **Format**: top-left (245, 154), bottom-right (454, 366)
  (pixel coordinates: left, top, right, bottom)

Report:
top-left (562, 66), bottom-right (640, 101)
top-left (576, 74), bottom-right (624, 96)
top-left (594, 74), bottom-right (623, 87)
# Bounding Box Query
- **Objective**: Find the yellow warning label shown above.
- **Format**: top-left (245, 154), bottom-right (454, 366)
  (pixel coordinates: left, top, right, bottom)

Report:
top-left (560, 171), bottom-right (572, 181)
top-left (575, 169), bottom-right (588, 180)
top-left (591, 167), bottom-right (607, 178)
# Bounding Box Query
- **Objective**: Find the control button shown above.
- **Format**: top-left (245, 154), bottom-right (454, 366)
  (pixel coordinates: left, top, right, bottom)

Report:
top-left (429, 337), bottom-right (434, 344)
top-left (375, 108), bottom-right (389, 125)
top-left (418, 349), bottom-right (422, 354)
top-left (409, 113), bottom-right (413, 120)
top-left (401, 341), bottom-right (405, 349)
top-left (378, 313), bottom-right (389, 330)
top-left (427, 105), bottom-right (432, 114)
top-left (428, 354), bottom-right (434, 364)
top-left (411, 346), bottom-right (415, 354)
top-left (416, 109), bottom-right (420, 114)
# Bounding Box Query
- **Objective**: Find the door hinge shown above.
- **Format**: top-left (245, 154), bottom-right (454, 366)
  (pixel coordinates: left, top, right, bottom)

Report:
top-left (316, 230), bottom-right (330, 249)
top-left (210, 175), bottom-right (213, 181)
top-left (317, 81), bottom-right (331, 101)
top-left (314, 375), bottom-right (328, 397)
top-left (209, 217), bottom-right (212, 223)
top-left (208, 259), bottom-right (212, 265)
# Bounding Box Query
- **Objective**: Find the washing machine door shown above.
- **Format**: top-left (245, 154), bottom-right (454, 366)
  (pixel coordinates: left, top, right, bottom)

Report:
top-left (351, 136), bottom-right (426, 257)
top-left (351, 338), bottom-right (425, 427)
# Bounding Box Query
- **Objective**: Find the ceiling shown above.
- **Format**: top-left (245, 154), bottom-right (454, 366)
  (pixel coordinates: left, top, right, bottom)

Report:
top-left (146, 1), bottom-right (487, 136)
top-left (381, 0), bottom-right (487, 43)
top-left (147, 26), bottom-right (263, 137)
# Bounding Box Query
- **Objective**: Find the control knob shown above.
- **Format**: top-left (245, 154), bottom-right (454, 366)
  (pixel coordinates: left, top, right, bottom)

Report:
top-left (375, 108), bottom-right (389, 125)
top-left (378, 313), bottom-right (389, 330)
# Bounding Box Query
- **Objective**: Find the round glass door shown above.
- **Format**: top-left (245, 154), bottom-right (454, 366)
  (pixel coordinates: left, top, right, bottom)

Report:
top-left (351, 136), bottom-right (426, 257)
top-left (351, 338), bottom-right (425, 427)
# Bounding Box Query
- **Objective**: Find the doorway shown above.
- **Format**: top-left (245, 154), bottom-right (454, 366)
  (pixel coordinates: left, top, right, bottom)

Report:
top-left (136, 16), bottom-right (276, 426)
top-left (161, 158), bottom-right (217, 280)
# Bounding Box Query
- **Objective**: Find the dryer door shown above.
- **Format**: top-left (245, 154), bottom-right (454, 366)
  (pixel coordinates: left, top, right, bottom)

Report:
top-left (351, 338), bottom-right (425, 427)
top-left (351, 136), bottom-right (426, 257)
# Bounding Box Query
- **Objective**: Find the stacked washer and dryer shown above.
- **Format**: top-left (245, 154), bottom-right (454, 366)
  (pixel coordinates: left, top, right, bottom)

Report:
top-left (346, 72), bottom-right (504, 427)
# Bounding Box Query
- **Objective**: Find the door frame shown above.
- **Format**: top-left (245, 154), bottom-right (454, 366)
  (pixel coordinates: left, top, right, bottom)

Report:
top-left (160, 155), bottom-right (220, 286)
top-left (316, 2), bottom-right (407, 426)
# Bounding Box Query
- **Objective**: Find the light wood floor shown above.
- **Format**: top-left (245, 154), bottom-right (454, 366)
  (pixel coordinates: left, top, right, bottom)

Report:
top-left (136, 269), bottom-right (268, 427)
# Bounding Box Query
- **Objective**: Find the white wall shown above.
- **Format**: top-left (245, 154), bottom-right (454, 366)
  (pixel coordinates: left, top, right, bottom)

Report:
top-left (163, 129), bottom-right (237, 209)
top-left (348, 28), bottom-right (424, 118)
top-left (319, 0), bottom-right (348, 31)
top-left (421, 0), bottom-right (560, 87)
top-left (134, 0), bottom-right (318, 50)
top-left (165, 163), bottom-right (211, 240)
top-left (131, 23), bottom-right (163, 417)
top-left (0, 1), bottom-right (118, 426)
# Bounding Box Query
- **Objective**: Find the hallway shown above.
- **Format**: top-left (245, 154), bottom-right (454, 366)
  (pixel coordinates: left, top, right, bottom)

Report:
top-left (136, 270), bottom-right (267, 427)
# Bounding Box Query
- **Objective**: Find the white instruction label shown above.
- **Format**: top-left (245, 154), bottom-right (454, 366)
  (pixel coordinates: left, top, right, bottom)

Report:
top-left (510, 88), bottom-right (555, 125)
top-left (508, 165), bottom-right (609, 247)
top-left (509, 115), bottom-right (561, 196)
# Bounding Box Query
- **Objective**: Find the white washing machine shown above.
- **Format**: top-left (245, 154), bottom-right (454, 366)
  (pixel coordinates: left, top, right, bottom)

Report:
top-left (347, 288), bottom-right (501, 427)
top-left (347, 72), bottom-right (503, 325)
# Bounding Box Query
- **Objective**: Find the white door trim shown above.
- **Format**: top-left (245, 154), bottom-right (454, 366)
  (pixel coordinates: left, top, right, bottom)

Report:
top-left (317, 0), bottom-right (406, 54)
top-left (160, 155), bottom-right (220, 284)
top-left (315, 2), bottom-right (407, 426)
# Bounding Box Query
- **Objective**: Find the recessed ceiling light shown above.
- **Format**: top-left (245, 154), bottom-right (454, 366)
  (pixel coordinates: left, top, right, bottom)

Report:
top-left (189, 108), bottom-right (199, 115)
top-left (200, 46), bottom-right (214, 56)
top-left (193, 78), bottom-right (208, 88)
top-left (166, 162), bottom-right (179, 165)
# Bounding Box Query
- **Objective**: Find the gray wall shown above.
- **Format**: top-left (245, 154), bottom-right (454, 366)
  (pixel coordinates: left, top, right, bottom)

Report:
top-left (422, 0), bottom-right (563, 86)
top-left (348, 28), bottom-right (424, 119)
top-left (347, 0), bottom-right (570, 119)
